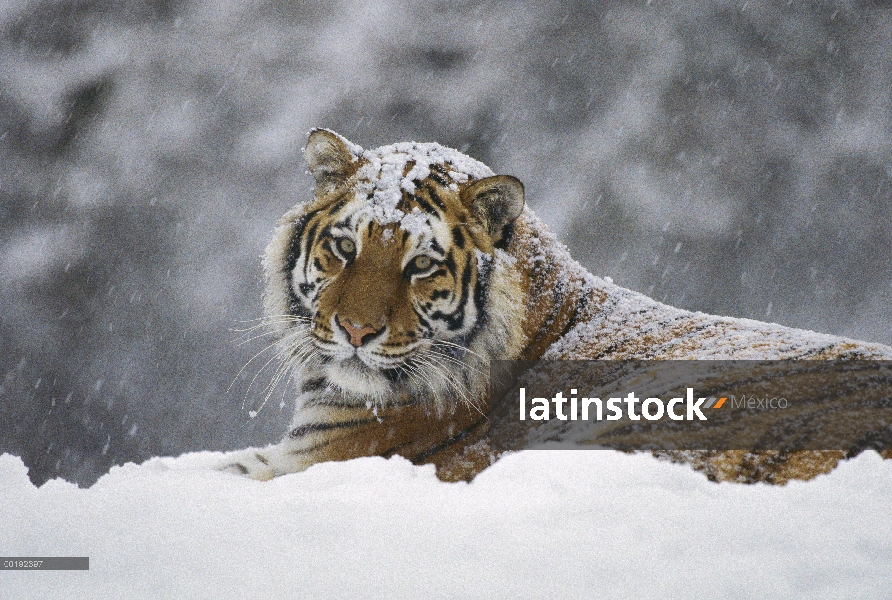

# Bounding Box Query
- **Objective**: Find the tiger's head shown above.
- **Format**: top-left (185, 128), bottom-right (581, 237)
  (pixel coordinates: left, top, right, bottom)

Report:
top-left (263, 129), bottom-right (526, 407)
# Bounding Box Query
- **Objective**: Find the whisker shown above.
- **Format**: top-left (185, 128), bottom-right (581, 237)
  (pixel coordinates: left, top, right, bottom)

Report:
top-left (229, 318), bottom-right (305, 336)
top-left (426, 348), bottom-right (488, 379)
top-left (233, 314), bottom-right (310, 324)
top-left (401, 360), bottom-right (441, 406)
top-left (229, 314), bottom-right (309, 334)
top-left (249, 334), bottom-right (320, 415)
top-left (233, 329), bottom-right (283, 347)
top-left (243, 341), bottom-right (301, 410)
top-left (230, 312), bottom-right (319, 416)
top-left (411, 354), bottom-right (485, 418)
top-left (256, 351), bottom-right (300, 414)
top-left (430, 339), bottom-right (487, 362)
top-left (227, 337), bottom-right (289, 394)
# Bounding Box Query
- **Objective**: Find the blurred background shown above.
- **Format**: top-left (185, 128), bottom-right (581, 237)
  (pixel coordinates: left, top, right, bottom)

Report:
top-left (1, 0), bottom-right (890, 486)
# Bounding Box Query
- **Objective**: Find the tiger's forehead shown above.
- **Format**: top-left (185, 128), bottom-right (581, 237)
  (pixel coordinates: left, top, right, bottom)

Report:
top-left (320, 140), bottom-right (495, 249)
top-left (352, 141), bottom-right (493, 226)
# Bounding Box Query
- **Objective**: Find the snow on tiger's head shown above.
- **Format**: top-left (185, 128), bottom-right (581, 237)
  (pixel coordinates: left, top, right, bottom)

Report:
top-left (261, 129), bottom-right (526, 404)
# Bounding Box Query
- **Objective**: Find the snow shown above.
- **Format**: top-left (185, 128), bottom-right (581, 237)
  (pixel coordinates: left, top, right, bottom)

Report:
top-left (354, 140), bottom-right (495, 232)
top-left (4, 450), bottom-right (892, 599)
top-left (396, 206), bottom-right (429, 237)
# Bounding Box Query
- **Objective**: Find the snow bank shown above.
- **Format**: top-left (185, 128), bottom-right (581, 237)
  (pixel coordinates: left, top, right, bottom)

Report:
top-left (3, 450), bottom-right (891, 599)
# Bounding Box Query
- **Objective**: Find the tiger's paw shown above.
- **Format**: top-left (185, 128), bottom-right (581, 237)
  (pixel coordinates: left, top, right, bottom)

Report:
top-left (218, 451), bottom-right (277, 481)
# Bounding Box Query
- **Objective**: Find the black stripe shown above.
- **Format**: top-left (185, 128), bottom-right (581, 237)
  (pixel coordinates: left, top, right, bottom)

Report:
top-left (328, 190), bottom-right (353, 214)
top-left (430, 253), bottom-right (473, 331)
top-left (793, 344), bottom-right (837, 359)
top-left (285, 211), bottom-right (319, 316)
top-left (412, 193), bottom-right (437, 216)
top-left (304, 397), bottom-right (422, 409)
top-left (411, 418), bottom-right (486, 463)
top-left (427, 172), bottom-right (450, 188)
top-left (556, 286), bottom-right (590, 341)
top-left (304, 396), bottom-right (367, 408)
top-left (421, 182), bottom-right (447, 211)
top-left (397, 189), bottom-right (411, 213)
top-left (289, 419), bottom-right (378, 438)
top-left (494, 222), bottom-right (515, 250)
top-left (536, 276), bottom-right (565, 333)
top-left (382, 368), bottom-right (407, 382)
top-left (284, 215), bottom-right (309, 274)
top-left (303, 221), bottom-right (320, 277)
top-left (429, 163), bottom-right (450, 176)
top-left (230, 463), bottom-right (249, 475)
top-left (443, 249), bottom-right (457, 277)
top-left (452, 226), bottom-right (465, 249)
top-left (471, 252), bottom-right (491, 329)
top-left (300, 377), bottom-right (327, 392)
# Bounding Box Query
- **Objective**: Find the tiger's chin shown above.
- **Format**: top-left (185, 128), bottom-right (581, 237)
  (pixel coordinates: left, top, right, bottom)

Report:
top-left (316, 350), bottom-right (464, 407)
top-left (320, 356), bottom-right (394, 399)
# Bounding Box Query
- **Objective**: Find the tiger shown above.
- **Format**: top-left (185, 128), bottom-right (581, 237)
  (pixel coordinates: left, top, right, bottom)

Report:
top-left (220, 128), bottom-right (892, 484)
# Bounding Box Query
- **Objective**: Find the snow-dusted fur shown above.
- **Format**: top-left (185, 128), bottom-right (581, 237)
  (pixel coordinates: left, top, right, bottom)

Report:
top-left (220, 130), bottom-right (892, 483)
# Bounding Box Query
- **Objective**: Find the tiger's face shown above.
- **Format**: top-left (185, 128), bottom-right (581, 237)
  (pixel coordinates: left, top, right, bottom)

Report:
top-left (263, 129), bottom-right (525, 404)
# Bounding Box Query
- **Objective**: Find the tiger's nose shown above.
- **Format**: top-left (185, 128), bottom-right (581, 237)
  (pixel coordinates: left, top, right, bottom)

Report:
top-left (337, 316), bottom-right (380, 347)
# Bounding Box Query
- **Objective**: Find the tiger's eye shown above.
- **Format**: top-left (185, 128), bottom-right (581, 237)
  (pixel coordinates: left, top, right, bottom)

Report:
top-left (414, 255), bottom-right (431, 270)
top-left (337, 238), bottom-right (356, 255)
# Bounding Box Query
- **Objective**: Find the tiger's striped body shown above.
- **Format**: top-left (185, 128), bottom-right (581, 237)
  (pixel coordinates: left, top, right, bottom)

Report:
top-left (222, 129), bottom-right (892, 483)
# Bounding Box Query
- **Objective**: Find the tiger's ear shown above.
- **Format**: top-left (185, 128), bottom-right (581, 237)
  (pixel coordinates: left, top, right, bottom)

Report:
top-left (461, 175), bottom-right (525, 242)
top-left (304, 129), bottom-right (361, 195)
